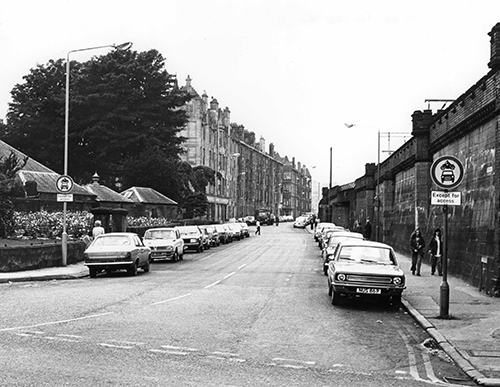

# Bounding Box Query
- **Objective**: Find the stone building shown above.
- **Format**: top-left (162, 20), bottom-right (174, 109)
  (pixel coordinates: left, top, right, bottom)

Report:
top-left (321, 22), bottom-right (500, 296)
top-left (179, 76), bottom-right (311, 221)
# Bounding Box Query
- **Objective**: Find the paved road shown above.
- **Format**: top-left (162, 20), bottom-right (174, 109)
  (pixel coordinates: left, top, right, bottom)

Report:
top-left (0, 224), bottom-right (472, 386)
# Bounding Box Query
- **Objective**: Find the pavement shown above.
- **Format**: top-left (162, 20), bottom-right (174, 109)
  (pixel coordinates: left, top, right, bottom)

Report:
top-left (1, 232), bottom-right (500, 386)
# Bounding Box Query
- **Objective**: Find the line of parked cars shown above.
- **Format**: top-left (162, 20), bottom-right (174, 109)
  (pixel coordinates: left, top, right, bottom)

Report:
top-left (83, 221), bottom-right (251, 278)
top-left (307, 222), bottom-right (406, 307)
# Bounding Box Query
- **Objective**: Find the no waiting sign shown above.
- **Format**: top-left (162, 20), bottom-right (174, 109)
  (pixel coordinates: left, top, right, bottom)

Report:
top-left (430, 155), bottom-right (464, 190)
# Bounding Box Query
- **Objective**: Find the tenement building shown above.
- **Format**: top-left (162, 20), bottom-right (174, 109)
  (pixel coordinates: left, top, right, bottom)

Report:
top-left (320, 22), bottom-right (500, 296)
top-left (179, 76), bottom-right (312, 221)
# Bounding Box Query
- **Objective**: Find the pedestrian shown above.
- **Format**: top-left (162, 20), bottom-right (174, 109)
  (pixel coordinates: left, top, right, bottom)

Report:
top-left (92, 220), bottom-right (105, 238)
top-left (255, 220), bottom-right (261, 235)
top-left (310, 215), bottom-right (315, 230)
top-left (410, 227), bottom-right (425, 276)
top-left (429, 227), bottom-right (443, 276)
top-left (363, 219), bottom-right (372, 240)
top-left (275, 216), bottom-right (280, 226)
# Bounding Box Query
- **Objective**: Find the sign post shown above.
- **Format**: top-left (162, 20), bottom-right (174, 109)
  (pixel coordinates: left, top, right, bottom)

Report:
top-left (430, 156), bottom-right (464, 319)
top-left (56, 175), bottom-right (74, 266)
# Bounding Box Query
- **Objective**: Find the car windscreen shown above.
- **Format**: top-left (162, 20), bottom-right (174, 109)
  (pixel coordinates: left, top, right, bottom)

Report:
top-left (338, 246), bottom-right (395, 264)
top-left (178, 227), bottom-right (199, 235)
top-left (93, 236), bottom-right (131, 246)
top-left (144, 230), bottom-right (175, 240)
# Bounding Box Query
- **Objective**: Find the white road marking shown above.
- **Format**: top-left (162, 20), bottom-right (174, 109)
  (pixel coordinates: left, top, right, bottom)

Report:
top-left (223, 272), bottom-right (236, 279)
top-left (204, 280), bottom-right (221, 289)
top-left (161, 345), bottom-right (199, 352)
top-left (150, 293), bottom-right (192, 305)
top-left (98, 343), bottom-right (134, 349)
top-left (237, 264), bottom-right (247, 270)
top-left (150, 349), bottom-right (189, 355)
top-left (211, 351), bottom-right (239, 357)
top-left (0, 312), bottom-right (113, 332)
top-left (272, 357), bottom-right (316, 365)
top-left (397, 328), bottom-right (424, 381)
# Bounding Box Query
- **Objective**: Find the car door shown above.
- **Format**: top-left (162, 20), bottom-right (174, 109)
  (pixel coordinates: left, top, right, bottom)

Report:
top-left (133, 235), bottom-right (148, 264)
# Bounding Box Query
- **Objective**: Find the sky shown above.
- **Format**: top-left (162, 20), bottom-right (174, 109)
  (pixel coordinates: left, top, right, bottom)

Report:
top-left (1, 0), bottom-right (499, 197)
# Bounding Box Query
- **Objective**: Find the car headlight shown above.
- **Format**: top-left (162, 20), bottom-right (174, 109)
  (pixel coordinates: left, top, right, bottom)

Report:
top-left (337, 273), bottom-right (346, 281)
top-left (166, 246), bottom-right (173, 251)
top-left (393, 277), bottom-right (403, 285)
top-left (190, 238), bottom-right (197, 243)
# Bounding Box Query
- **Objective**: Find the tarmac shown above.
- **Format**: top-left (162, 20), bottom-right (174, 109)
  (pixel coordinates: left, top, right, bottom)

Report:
top-left (0, 233), bottom-right (499, 386)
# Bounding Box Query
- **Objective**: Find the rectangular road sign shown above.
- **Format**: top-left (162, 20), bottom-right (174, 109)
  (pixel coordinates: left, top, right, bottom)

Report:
top-left (431, 191), bottom-right (461, 206)
top-left (57, 193), bottom-right (74, 202)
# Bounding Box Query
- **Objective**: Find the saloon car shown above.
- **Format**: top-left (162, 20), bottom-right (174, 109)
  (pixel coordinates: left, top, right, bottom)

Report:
top-left (214, 224), bottom-right (231, 244)
top-left (322, 231), bottom-right (364, 275)
top-left (314, 222), bottom-right (336, 242)
top-left (84, 232), bottom-right (151, 278)
top-left (143, 227), bottom-right (184, 262)
top-left (327, 240), bottom-right (405, 306)
top-left (177, 225), bottom-right (205, 253)
top-left (293, 216), bottom-right (309, 228)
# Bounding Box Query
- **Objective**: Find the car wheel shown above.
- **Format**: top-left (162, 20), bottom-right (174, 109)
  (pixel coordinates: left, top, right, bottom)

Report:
top-left (323, 266), bottom-right (328, 276)
top-left (197, 245), bottom-right (203, 253)
top-left (128, 261), bottom-right (138, 276)
top-left (328, 283), bottom-right (333, 296)
top-left (173, 250), bottom-right (179, 262)
top-left (143, 258), bottom-right (150, 273)
top-left (89, 267), bottom-right (97, 278)
top-left (392, 295), bottom-right (402, 308)
top-left (179, 251), bottom-right (184, 260)
top-left (331, 290), bottom-right (341, 306)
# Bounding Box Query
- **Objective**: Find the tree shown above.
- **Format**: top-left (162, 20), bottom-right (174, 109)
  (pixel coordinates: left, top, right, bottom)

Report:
top-left (0, 151), bottom-right (27, 237)
top-left (183, 192), bottom-right (209, 219)
top-left (3, 49), bottom-right (191, 187)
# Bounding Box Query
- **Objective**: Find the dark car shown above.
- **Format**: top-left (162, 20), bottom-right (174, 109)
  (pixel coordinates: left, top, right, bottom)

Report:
top-left (214, 224), bottom-right (231, 244)
top-left (327, 240), bottom-right (406, 306)
top-left (177, 225), bottom-right (204, 253)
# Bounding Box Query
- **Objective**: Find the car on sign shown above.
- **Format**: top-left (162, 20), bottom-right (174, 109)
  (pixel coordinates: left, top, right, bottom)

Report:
top-left (143, 227), bottom-right (184, 262)
top-left (84, 232), bottom-right (151, 278)
top-left (321, 231), bottom-right (364, 275)
top-left (327, 240), bottom-right (405, 306)
top-left (177, 225), bottom-right (205, 253)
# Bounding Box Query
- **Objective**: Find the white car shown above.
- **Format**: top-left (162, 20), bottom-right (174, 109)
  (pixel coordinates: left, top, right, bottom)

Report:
top-left (143, 227), bottom-right (184, 262)
top-left (293, 216), bottom-right (309, 228)
top-left (84, 233), bottom-right (151, 278)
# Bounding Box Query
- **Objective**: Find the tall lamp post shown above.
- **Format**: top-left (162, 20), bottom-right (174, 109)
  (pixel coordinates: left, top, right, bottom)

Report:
top-left (62, 42), bottom-right (132, 266)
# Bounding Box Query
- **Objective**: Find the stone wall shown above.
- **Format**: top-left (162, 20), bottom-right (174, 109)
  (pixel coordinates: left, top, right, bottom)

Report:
top-left (0, 241), bottom-right (86, 273)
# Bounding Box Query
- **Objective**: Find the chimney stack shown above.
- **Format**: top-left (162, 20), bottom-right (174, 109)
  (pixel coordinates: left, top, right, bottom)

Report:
top-left (488, 22), bottom-right (500, 70)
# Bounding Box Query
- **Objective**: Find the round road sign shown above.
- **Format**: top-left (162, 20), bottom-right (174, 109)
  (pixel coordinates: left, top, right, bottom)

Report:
top-left (56, 175), bottom-right (74, 193)
top-left (430, 155), bottom-right (464, 190)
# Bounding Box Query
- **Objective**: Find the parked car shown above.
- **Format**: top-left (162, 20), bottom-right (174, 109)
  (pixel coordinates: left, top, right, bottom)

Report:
top-left (314, 222), bottom-right (336, 241)
top-left (327, 240), bottom-right (406, 306)
top-left (293, 216), bottom-right (309, 228)
top-left (84, 232), bottom-right (151, 278)
top-left (322, 231), bottom-right (364, 275)
top-left (238, 222), bottom-right (250, 238)
top-left (225, 223), bottom-right (242, 240)
top-left (200, 227), bottom-right (211, 250)
top-left (244, 215), bottom-right (256, 226)
top-left (177, 225), bottom-right (204, 253)
top-left (214, 224), bottom-right (231, 244)
top-left (201, 225), bottom-right (220, 247)
top-left (143, 227), bottom-right (184, 262)
top-left (318, 226), bottom-right (345, 249)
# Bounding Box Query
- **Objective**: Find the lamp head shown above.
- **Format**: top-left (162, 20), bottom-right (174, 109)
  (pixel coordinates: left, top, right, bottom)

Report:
top-left (113, 42), bottom-right (133, 51)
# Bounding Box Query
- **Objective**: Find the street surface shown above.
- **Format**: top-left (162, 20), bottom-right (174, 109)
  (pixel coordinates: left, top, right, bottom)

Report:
top-left (0, 224), bottom-right (473, 386)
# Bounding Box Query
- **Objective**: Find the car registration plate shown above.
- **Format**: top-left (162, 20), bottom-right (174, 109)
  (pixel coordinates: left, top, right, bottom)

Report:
top-left (356, 288), bottom-right (381, 294)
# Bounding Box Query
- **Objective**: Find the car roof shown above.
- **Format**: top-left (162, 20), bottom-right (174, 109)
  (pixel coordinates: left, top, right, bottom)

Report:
top-left (337, 239), bottom-right (394, 249)
top-left (145, 227), bottom-right (177, 231)
top-left (330, 231), bottom-right (363, 238)
top-left (97, 232), bottom-right (137, 237)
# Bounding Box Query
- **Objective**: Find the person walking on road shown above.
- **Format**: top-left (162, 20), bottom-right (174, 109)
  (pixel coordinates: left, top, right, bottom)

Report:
top-left (429, 227), bottom-right (443, 276)
top-left (255, 220), bottom-right (261, 235)
top-left (410, 227), bottom-right (425, 276)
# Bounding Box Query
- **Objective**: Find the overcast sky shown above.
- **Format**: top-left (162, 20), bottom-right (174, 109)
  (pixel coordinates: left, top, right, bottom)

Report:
top-left (1, 1), bottom-right (499, 193)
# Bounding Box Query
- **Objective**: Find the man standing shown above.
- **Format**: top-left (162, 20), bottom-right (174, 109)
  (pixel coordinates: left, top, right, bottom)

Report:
top-left (92, 220), bottom-right (105, 238)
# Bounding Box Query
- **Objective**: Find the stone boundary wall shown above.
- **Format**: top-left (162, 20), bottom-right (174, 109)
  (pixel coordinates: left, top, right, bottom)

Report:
top-left (0, 241), bottom-right (86, 273)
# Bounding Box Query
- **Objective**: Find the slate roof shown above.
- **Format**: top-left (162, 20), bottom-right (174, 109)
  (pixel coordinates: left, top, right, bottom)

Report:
top-left (83, 182), bottom-right (134, 204)
top-left (121, 187), bottom-right (178, 205)
top-left (0, 140), bottom-right (55, 173)
top-left (17, 170), bottom-right (94, 196)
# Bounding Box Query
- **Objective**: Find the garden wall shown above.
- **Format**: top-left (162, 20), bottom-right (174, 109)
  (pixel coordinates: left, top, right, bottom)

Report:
top-left (0, 241), bottom-right (86, 273)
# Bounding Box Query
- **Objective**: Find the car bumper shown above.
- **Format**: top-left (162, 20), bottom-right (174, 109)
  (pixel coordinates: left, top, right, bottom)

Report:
top-left (150, 251), bottom-right (175, 259)
top-left (333, 283), bottom-right (405, 296)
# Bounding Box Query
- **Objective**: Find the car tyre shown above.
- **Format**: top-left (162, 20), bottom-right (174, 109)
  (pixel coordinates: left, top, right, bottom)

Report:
top-left (331, 290), bottom-right (341, 306)
top-left (89, 267), bottom-right (97, 278)
top-left (328, 283), bottom-right (333, 296)
top-left (128, 261), bottom-right (138, 276)
top-left (392, 295), bottom-right (402, 308)
top-left (173, 250), bottom-right (179, 262)
top-left (143, 258), bottom-right (150, 273)
top-left (323, 266), bottom-right (328, 276)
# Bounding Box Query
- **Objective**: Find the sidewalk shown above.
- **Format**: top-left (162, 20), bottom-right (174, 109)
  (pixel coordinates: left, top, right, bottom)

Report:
top-left (0, 261), bottom-right (88, 283)
top-left (397, 251), bottom-right (500, 386)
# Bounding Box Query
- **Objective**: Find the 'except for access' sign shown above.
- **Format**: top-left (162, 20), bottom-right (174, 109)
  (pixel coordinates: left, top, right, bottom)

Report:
top-left (431, 191), bottom-right (461, 206)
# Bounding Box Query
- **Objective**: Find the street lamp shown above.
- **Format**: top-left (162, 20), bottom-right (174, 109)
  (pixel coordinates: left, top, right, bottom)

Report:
top-left (62, 42), bottom-right (132, 266)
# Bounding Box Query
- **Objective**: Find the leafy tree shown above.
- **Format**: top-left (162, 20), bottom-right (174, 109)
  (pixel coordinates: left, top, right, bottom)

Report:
top-left (0, 151), bottom-right (27, 237)
top-left (183, 192), bottom-right (208, 219)
top-left (3, 49), bottom-right (191, 187)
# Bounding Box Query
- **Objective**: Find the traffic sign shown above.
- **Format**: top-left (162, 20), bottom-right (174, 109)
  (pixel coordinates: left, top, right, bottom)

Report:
top-left (56, 175), bottom-right (74, 193)
top-left (431, 191), bottom-right (461, 206)
top-left (430, 155), bottom-right (464, 190)
top-left (57, 194), bottom-right (74, 202)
